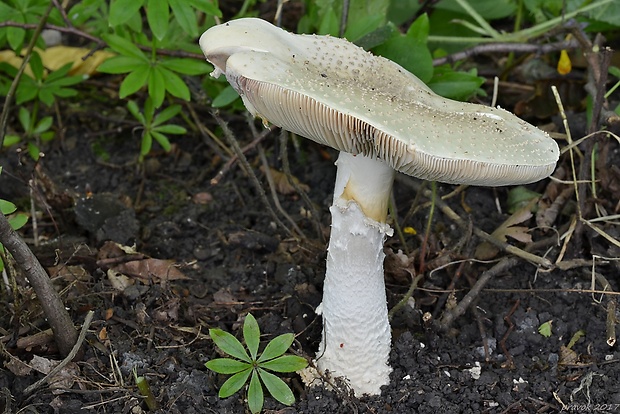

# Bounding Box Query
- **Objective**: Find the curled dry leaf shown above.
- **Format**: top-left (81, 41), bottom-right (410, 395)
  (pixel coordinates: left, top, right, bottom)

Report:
top-left (113, 258), bottom-right (189, 283)
top-left (98, 241), bottom-right (189, 284)
top-left (260, 165), bottom-right (310, 195)
top-left (475, 198), bottom-right (537, 260)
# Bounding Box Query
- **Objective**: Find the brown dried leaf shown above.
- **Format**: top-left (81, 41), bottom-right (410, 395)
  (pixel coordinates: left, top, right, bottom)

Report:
top-left (260, 166), bottom-right (310, 195)
top-left (107, 269), bottom-right (134, 292)
top-left (113, 258), bottom-right (189, 282)
top-left (475, 198), bottom-right (537, 260)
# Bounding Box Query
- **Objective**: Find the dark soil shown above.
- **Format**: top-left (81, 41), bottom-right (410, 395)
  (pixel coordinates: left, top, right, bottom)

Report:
top-left (1, 104), bottom-right (619, 414)
top-left (1, 12), bottom-right (620, 412)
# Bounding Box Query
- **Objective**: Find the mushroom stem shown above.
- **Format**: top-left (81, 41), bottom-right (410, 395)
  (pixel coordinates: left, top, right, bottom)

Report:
top-left (316, 152), bottom-right (394, 396)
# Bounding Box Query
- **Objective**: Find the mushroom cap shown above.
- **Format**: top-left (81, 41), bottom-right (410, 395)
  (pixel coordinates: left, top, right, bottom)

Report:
top-left (200, 18), bottom-right (559, 186)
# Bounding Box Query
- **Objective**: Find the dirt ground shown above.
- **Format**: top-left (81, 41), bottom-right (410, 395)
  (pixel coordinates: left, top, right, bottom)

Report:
top-left (1, 98), bottom-right (619, 413)
top-left (1, 14), bottom-right (620, 414)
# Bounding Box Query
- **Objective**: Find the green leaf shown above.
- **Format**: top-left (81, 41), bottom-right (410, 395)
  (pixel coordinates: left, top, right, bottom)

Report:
top-left (144, 97), bottom-right (155, 125)
top-left (18, 107), bottom-right (30, 132)
top-left (407, 12), bottom-right (429, 42)
top-left (538, 320), bottom-right (552, 337)
top-left (169, 0), bottom-right (198, 37)
top-left (7, 25), bottom-right (25, 52)
top-left (211, 85), bottom-right (239, 108)
top-left (428, 67), bottom-right (484, 101)
top-left (205, 358), bottom-right (251, 374)
top-left (209, 328), bottom-right (251, 362)
top-left (258, 368), bottom-right (295, 406)
top-left (41, 131), bottom-right (55, 142)
top-left (148, 67), bottom-right (166, 108)
top-left (2, 135), bottom-right (20, 147)
top-left (567, 329), bottom-right (585, 349)
top-left (27, 142), bottom-right (40, 161)
top-left (373, 17), bottom-right (433, 83)
top-left (153, 124), bottom-right (186, 135)
top-left (8, 213), bottom-right (28, 230)
top-left (103, 34), bottom-right (147, 60)
top-left (259, 355), bottom-right (308, 373)
top-left (150, 130), bottom-right (172, 152)
top-left (218, 368), bottom-right (252, 398)
top-left (45, 62), bottom-right (73, 82)
top-left (159, 58), bottom-right (210, 75)
top-left (15, 80), bottom-right (38, 105)
top-left (33, 116), bottom-right (53, 135)
top-left (147, 0), bottom-right (169, 41)
top-left (188, 0), bottom-right (222, 17)
top-left (140, 131), bottom-right (153, 157)
top-left (152, 104), bottom-right (181, 125)
top-left (247, 370), bottom-right (264, 414)
top-left (97, 56), bottom-right (146, 74)
top-left (119, 65), bottom-right (150, 98)
top-left (0, 200), bottom-right (17, 215)
top-left (344, 15), bottom-right (384, 42)
top-left (29, 52), bottom-right (44, 81)
top-left (243, 314), bottom-right (260, 361)
top-left (127, 100), bottom-right (145, 124)
top-left (257, 333), bottom-right (293, 363)
top-left (50, 86), bottom-right (79, 98)
top-left (159, 67), bottom-right (190, 101)
top-left (39, 89), bottom-right (55, 106)
top-left (109, 0), bottom-right (144, 26)
top-left (506, 186), bottom-right (541, 214)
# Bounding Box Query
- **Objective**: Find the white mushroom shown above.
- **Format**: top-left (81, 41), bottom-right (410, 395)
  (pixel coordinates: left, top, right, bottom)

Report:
top-left (199, 18), bottom-right (559, 396)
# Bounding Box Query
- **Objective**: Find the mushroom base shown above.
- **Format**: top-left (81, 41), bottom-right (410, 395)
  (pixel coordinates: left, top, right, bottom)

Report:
top-left (316, 153), bottom-right (395, 396)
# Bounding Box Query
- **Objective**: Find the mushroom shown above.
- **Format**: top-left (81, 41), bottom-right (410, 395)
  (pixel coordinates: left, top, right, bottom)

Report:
top-left (199, 18), bottom-right (559, 396)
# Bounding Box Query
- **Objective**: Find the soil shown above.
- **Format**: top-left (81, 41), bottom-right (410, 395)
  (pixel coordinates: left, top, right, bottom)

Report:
top-left (1, 20), bottom-right (620, 414)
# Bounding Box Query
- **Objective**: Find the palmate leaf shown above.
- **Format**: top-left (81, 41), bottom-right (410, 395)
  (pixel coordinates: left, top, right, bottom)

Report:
top-left (140, 131), bottom-right (152, 157)
top-left (218, 368), bottom-right (252, 398)
top-left (169, 0), bottom-right (198, 37)
top-left (209, 328), bottom-right (251, 362)
top-left (159, 58), bottom-right (210, 75)
top-left (102, 34), bottom-right (147, 60)
top-left (119, 65), bottom-right (149, 99)
top-left (148, 67), bottom-right (166, 108)
top-left (247, 370), bottom-right (264, 414)
top-left (159, 67), bottom-right (190, 101)
top-left (257, 333), bottom-right (294, 363)
top-left (205, 358), bottom-right (250, 374)
top-left (259, 355), bottom-right (308, 373)
top-left (152, 104), bottom-right (181, 126)
top-left (258, 368), bottom-right (295, 406)
top-left (147, 0), bottom-right (169, 41)
top-left (96, 56), bottom-right (145, 74)
top-left (150, 130), bottom-right (172, 152)
top-left (244, 314), bottom-right (260, 361)
top-left (109, 0), bottom-right (144, 26)
top-left (153, 124), bottom-right (185, 135)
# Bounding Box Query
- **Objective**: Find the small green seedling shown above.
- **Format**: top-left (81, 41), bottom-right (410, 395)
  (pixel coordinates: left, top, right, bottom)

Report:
top-left (127, 97), bottom-right (186, 161)
top-left (538, 320), bottom-right (553, 338)
top-left (206, 313), bottom-right (308, 414)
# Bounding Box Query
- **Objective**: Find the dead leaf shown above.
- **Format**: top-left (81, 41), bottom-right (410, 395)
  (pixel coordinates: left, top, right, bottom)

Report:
top-left (113, 258), bottom-right (189, 282)
top-left (29, 355), bottom-right (80, 392)
top-left (260, 166), bottom-right (310, 195)
top-left (107, 268), bottom-right (134, 292)
top-left (213, 288), bottom-right (237, 304)
top-left (475, 198), bottom-right (537, 260)
top-left (98, 241), bottom-right (189, 284)
top-left (4, 357), bottom-right (32, 376)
